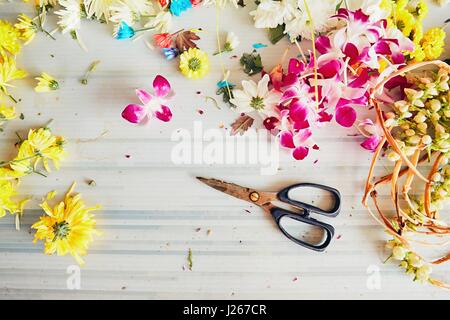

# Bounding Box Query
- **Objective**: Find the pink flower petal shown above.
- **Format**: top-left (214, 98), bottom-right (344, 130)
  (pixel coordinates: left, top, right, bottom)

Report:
top-left (318, 60), bottom-right (341, 79)
top-left (153, 75), bottom-right (171, 98)
top-left (318, 111), bottom-right (333, 123)
top-left (361, 135), bottom-right (382, 152)
top-left (315, 36), bottom-right (331, 54)
top-left (280, 131), bottom-right (295, 149)
top-left (136, 89), bottom-right (152, 105)
top-left (122, 104), bottom-right (147, 124)
top-left (349, 69), bottom-right (369, 88)
top-left (335, 106), bottom-right (357, 128)
top-left (288, 59), bottom-right (305, 75)
top-left (155, 105), bottom-right (172, 122)
top-left (263, 117), bottom-right (279, 130)
top-left (294, 129), bottom-right (312, 145)
top-left (289, 101), bottom-right (308, 124)
top-left (292, 146), bottom-right (309, 160)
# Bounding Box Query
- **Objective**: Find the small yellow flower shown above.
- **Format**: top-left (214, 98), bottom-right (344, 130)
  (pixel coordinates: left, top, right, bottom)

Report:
top-left (0, 180), bottom-right (27, 218)
top-left (179, 48), bottom-right (210, 80)
top-left (10, 127), bottom-right (66, 175)
top-left (408, 45), bottom-right (426, 63)
top-left (394, 9), bottom-right (416, 38)
top-left (32, 183), bottom-right (101, 265)
top-left (35, 72), bottom-right (59, 92)
top-left (0, 20), bottom-right (21, 55)
top-left (406, 0), bottom-right (428, 21)
top-left (0, 53), bottom-right (27, 98)
top-left (410, 24), bottom-right (423, 44)
top-left (421, 28), bottom-right (446, 60)
top-left (0, 103), bottom-right (16, 124)
top-left (15, 14), bottom-right (38, 45)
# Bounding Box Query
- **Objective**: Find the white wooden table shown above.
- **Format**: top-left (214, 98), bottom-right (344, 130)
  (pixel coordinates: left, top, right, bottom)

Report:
top-left (0, 2), bottom-right (449, 299)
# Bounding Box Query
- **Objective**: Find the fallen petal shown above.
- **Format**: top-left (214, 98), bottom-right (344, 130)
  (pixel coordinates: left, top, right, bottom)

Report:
top-left (153, 75), bottom-right (171, 98)
top-left (361, 135), bottom-right (382, 152)
top-left (279, 131), bottom-right (295, 149)
top-left (122, 104), bottom-right (147, 123)
top-left (292, 146), bottom-right (309, 160)
top-left (136, 89), bottom-right (152, 105)
top-left (155, 105), bottom-right (173, 122)
top-left (335, 106), bottom-right (357, 128)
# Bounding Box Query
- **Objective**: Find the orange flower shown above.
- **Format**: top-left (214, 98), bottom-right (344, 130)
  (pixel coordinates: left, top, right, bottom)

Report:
top-left (153, 33), bottom-right (173, 49)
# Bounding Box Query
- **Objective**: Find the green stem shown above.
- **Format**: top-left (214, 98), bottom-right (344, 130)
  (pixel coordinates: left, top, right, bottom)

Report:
top-left (134, 26), bottom-right (156, 33)
top-left (0, 154), bottom-right (39, 168)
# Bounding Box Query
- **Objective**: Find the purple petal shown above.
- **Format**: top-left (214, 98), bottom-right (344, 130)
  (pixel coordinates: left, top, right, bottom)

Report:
top-left (335, 106), bottom-right (357, 128)
top-left (155, 105), bottom-right (172, 122)
top-left (316, 36), bottom-right (331, 54)
top-left (136, 89), bottom-right (152, 105)
top-left (279, 131), bottom-right (295, 149)
top-left (292, 146), bottom-right (309, 160)
top-left (122, 104), bottom-right (147, 124)
top-left (361, 135), bottom-right (382, 152)
top-left (153, 75), bottom-right (171, 98)
top-left (385, 75), bottom-right (407, 90)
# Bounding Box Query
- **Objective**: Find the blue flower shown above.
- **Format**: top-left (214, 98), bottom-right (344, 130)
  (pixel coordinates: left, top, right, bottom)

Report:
top-left (169, 0), bottom-right (192, 16)
top-left (217, 80), bottom-right (234, 89)
top-left (162, 48), bottom-right (180, 60)
top-left (115, 21), bottom-right (135, 40)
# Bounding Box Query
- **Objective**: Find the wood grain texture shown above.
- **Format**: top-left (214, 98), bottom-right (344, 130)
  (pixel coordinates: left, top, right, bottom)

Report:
top-left (0, 2), bottom-right (449, 299)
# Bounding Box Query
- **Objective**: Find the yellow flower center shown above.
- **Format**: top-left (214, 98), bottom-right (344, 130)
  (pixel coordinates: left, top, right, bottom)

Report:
top-left (188, 57), bottom-right (201, 71)
top-left (250, 96), bottom-right (265, 110)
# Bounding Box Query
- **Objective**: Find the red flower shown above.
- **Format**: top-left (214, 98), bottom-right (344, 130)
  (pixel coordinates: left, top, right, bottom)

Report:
top-left (153, 33), bottom-right (173, 49)
top-left (190, 0), bottom-right (202, 5)
top-left (159, 0), bottom-right (168, 7)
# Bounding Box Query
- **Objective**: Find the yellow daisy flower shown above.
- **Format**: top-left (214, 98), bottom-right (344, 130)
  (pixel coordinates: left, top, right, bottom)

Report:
top-left (0, 180), bottom-right (28, 219)
top-left (393, 9), bottom-right (416, 38)
top-left (32, 183), bottom-right (101, 266)
top-left (0, 103), bottom-right (16, 124)
top-left (408, 46), bottom-right (426, 63)
top-left (179, 48), bottom-right (210, 80)
top-left (0, 20), bottom-right (21, 55)
top-left (421, 28), bottom-right (446, 60)
top-left (394, 0), bottom-right (409, 10)
top-left (0, 53), bottom-right (27, 101)
top-left (10, 127), bottom-right (66, 175)
top-left (406, 0), bottom-right (428, 21)
top-left (15, 14), bottom-right (38, 45)
top-left (410, 23), bottom-right (423, 44)
top-left (35, 72), bottom-right (59, 92)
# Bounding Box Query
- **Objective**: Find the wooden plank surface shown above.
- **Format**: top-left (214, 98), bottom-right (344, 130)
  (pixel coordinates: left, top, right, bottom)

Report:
top-left (0, 2), bottom-right (449, 299)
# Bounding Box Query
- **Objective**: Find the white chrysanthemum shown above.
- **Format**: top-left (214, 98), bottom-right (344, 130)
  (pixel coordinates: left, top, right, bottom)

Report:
top-left (84, 0), bottom-right (115, 21)
top-left (203, 0), bottom-right (239, 8)
top-left (249, 0), bottom-right (296, 29)
top-left (124, 0), bottom-right (154, 14)
top-left (348, 0), bottom-right (389, 22)
top-left (230, 74), bottom-right (281, 121)
top-left (110, 2), bottom-right (136, 25)
top-left (55, 0), bottom-right (82, 34)
top-left (225, 31), bottom-right (239, 51)
top-left (284, 0), bottom-right (338, 40)
top-left (144, 10), bottom-right (172, 33)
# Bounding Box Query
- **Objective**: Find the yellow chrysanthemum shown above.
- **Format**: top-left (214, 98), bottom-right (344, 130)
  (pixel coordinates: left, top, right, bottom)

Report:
top-left (394, 0), bottom-right (408, 10)
top-left (408, 45), bottom-right (426, 63)
top-left (35, 72), bottom-right (59, 92)
top-left (15, 14), bottom-right (38, 45)
top-left (0, 53), bottom-right (27, 99)
top-left (179, 48), bottom-right (210, 80)
top-left (0, 180), bottom-right (27, 219)
top-left (0, 103), bottom-right (16, 123)
top-left (0, 20), bottom-right (21, 55)
top-left (406, 0), bottom-right (428, 21)
top-left (380, 0), bottom-right (394, 26)
top-left (10, 128), bottom-right (66, 175)
top-left (393, 9), bottom-right (416, 38)
top-left (421, 28), bottom-right (446, 60)
top-left (31, 183), bottom-right (101, 265)
top-left (410, 23), bottom-right (423, 44)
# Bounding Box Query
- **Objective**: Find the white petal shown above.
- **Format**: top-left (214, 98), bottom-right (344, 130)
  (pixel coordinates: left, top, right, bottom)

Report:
top-left (242, 80), bottom-right (258, 98)
top-left (257, 74), bottom-right (270, 97)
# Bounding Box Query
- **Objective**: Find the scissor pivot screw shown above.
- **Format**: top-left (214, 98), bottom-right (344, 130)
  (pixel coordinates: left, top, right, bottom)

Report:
top-left (249, 192), bottom-right (260, 202)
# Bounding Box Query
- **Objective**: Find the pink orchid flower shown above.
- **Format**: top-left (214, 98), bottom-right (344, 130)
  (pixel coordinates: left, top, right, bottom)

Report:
top-left (122, 75), bottom-right (173, 124)
top-left (358, 118), bottom-right (383, 152)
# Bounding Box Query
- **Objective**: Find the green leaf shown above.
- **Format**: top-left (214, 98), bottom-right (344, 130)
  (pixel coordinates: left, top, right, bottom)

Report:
top-left (268, 24), bottom-right (286, 45)
top-left (240, 51), bottom-right (263, 76)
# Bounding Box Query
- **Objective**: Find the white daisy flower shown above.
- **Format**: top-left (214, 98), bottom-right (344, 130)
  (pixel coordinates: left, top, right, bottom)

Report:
top-left (144, 10), bottom-right (172, 33)
top-left (84, 0), bottom-right (115, 21)
top-left (55, 0), bottom-right (82, 34)
top-left (110, 2), bottom-right (136, 25)
top-left (203, 0), bottom-right (239, 8)
top-left (284, 0), bottom-right (338, 40)
top-left (225, 32), bottom-right (239, 51)
top-left (230, 74), bottom-right (281, 121)
top-left (249, 0), bottom-right (295, 29)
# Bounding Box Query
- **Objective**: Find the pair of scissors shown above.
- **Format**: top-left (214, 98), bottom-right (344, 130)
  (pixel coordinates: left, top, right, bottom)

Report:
top-left (197, 177), bottom-right (341, 251)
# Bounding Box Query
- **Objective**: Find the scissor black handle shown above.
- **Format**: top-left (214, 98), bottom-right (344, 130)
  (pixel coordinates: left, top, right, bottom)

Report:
top-left (277, 183), bottom-right (341, 217)
top-left (270, 207), bottom-right (335, 251)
